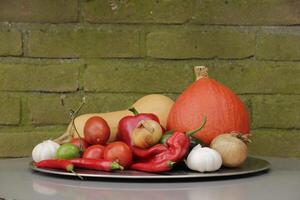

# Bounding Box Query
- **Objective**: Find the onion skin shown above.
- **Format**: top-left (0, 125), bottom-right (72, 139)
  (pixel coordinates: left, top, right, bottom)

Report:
top-left (132, 120), bottom-right (163, 149)
top-left (210, 134), bottom-right (248, 168)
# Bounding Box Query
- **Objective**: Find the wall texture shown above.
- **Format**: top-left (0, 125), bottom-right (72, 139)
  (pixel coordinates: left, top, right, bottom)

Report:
top-left (0, 0), bottom-right (299, 158)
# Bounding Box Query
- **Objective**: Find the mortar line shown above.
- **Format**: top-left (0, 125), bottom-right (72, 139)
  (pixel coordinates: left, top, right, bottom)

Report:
top-left (78, 63), bottom-right (87, 95)
top-left (251, 128), bottom-right (300, 131)
top-left (20, 30), bottom-right (25, 56)
top-left (0, 126), bottom-right (298, 132)
top-left (3, 21), bottom-right (300, 29)
top-left (2, 55), bottom-right (300, 63)
top-left (1, 90), bottom-right (300, 96)
top-left (78, 0), bottom-right (85, 24)
top-left (19, 97), bottom-right (23, 126)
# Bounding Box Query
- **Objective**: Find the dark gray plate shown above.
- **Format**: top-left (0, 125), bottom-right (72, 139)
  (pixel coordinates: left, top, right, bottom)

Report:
top-left (30, 156), bottom-right (270, 179)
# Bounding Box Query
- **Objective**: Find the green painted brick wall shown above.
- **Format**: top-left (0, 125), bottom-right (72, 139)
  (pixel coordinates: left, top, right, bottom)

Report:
top-left (0, 29), bottom-right (22, 56)
top-left (147, 30), bottom-right (256, 59)
top-left (0, 0), bottom-right (299, 158)
top-left (0, 0), bottom-right (78, 23)
top-left (26, 28), bottom-right (140, 58)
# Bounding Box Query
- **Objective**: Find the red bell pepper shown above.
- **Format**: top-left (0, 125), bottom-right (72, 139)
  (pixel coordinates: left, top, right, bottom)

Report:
top-left (117, 107), bottom-right (161, 146)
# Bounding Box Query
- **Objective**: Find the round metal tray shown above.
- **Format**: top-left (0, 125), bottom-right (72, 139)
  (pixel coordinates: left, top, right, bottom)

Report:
top-left (30, 156), bottom-right (270, 179)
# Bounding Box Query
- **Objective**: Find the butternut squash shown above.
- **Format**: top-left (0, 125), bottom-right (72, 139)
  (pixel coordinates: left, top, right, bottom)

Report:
top-left (54, 94), bottom-right (174, 144)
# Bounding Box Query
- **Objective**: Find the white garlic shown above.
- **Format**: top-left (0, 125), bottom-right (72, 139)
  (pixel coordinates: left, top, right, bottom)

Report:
top-left (186, 144), bottom-right (222, 172)
top-left (32, 140), bottom-right (60, 162)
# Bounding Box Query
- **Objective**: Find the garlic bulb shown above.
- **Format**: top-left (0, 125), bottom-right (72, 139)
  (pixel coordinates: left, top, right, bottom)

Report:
top-left (186, 144), bottom-right (222, 172)
top-left (32, 140), bottom-right (60, 162)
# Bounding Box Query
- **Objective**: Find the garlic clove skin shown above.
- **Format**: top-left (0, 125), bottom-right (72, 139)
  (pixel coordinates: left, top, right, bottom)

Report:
top-left (192, 144), bottom-right (202, 151)
top-left (186, 146), bottom-right (222, 173)
top-left (32, 140), bottom-right (60, 162)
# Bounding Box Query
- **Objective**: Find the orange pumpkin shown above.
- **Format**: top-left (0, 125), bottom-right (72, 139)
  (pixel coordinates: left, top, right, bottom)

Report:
top-left (167, 66), bottom-right (250, 145)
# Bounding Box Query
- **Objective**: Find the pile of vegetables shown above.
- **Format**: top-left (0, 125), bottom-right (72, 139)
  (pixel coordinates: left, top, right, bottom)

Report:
top-left (33, 66), bottom-right (251, 176)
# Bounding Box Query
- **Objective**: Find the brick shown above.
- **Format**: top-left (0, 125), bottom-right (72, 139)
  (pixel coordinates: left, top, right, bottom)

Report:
top-left (252, 95), bottom-right (300, 129)
top-left (27, 93), bottom-right (145, 125)
top-left (0, 30), bottom-right (22, 56)
top-left (84, 0), bottom-right (191, 24)
top-left (27, 28), bottom-right (140, 58)
top-left (147, 30), bottom-right (255, 59)
top-left (206, 60), bottom-right (300, 95)
top-left (0, 96), bottom-right (20, 125)
top-left (0, 0), bottom-right (78, 23)
top-left (28, 95), bottom-right (82, 125)
top-left (194, 0), bottom-right (300, 25)
top-left (83, 93), bottom-right (144, 113)
top-left (257, 32), bottom-right (300, 60)
top-left (249, 129), bottom-right (300, 158)
top-left (84, 60), bottom-right (194, 93)
top-left (0, 131), bottom-right (62, 157)
top-left (0, 63), bottom-right (79, 92)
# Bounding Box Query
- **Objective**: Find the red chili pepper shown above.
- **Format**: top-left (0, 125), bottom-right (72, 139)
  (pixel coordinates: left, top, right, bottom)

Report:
top-left (130, 160), bottom-right (175, 173)
top-left (130, 132), bottom-right (190, 172)
top-left (35, 159), bottom-right (74, 172)
top-left (70, 158), bottom-right (123, 172)
top-left (117, 107), bottom-right (161, 146)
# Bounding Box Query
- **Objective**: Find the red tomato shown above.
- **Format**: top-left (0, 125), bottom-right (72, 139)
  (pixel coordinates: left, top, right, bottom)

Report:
top-left (83, 145), bottom-right (105, 159)
top-left (84, 116), bottom-right (110, 145)
top-left (71, 138), bottom-right (89, 151)
top-left (103, 142), bottom-right (132, 168)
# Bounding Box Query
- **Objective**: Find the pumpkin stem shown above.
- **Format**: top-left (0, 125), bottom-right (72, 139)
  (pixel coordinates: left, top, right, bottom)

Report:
top-left (128, 107), bottom-right (139, 115)
top-left (194, 66), bottom-right (208, 80)
top-left (187, 115), bottom-right (207, 137)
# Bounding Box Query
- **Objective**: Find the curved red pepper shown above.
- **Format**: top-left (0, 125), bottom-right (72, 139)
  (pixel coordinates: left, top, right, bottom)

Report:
top-left (131, 160), bottom-right (175, 173)
top-left (117, 107), bottom-right (161, 146)
top-left (130, 132), bottom-right (190, 172)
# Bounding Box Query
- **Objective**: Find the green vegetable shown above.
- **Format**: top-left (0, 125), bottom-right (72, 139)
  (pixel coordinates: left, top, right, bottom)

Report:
top-left (160, 130), bottom-right (174, 144)
top-left (56, 143), bottom-right (80, 160)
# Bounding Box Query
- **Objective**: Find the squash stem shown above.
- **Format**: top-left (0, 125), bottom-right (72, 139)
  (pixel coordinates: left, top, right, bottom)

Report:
top-left (128, 107), bottom-right (139, 115)
top-left (187, 115), bottom-right (207, 137)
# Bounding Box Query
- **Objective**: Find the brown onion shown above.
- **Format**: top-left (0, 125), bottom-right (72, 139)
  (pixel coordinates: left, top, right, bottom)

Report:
top-left (132, 120), bottom-right (163, 149)
top-left (210, 133), bottom-right (248, 168)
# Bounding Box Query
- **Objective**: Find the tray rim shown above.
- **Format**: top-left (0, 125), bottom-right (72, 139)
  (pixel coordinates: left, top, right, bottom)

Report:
top-left (30, 156), bottom-right (271, 179)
